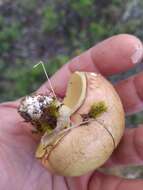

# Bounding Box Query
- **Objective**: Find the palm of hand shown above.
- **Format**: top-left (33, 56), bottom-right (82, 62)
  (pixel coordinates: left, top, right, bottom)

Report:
top-left (0, 102), bottom-right (51, 190)
top-left (1, 34), bottom-right (143, 190)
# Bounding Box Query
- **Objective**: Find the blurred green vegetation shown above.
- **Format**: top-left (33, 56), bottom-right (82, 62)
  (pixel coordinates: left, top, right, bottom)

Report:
top-left (0, 15), bottom-right (21, 53)
top-left (42, 6), bottom-right (59, 32)
top-left (0, 0), bottom-right (143, 125)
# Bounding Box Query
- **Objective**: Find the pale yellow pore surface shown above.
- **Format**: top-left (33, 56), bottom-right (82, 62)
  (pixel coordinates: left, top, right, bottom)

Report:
top-left (42, 121), bottom-right (114, 176)
top-left (63, 72), bottom-right (86, 114)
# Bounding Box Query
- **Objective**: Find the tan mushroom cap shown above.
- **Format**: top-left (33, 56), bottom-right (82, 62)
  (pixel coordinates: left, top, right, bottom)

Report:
top-left (42, 121), bottom-right (114, 176)
top-left (71, 72), bottom-right (125, 147)
top-left (36, 72), bottom-right (125, 176)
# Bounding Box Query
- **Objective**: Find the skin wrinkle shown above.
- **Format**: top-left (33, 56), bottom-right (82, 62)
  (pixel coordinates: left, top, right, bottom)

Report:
top-left (117, 127), bottom-right (143, 165)
top-left (3, 141), bottom-right (38, 190)
top-left (88, 49), bottom-right (100, 72)
top-left (128, 77), bottom-right (141, 112)
top-left (126, 103), bottom-right (143, 116)
top-left (25, 168), bottom-right (53, 190)
top-left (89, 173), bottom-right (124, 190)
top-left (134, 72), bottom-right (143, 99)
top-left (112, 129), bottom-right (142, 165)
top-left (0, 100), bottom-right (21, 110)
top-left (115, 75), bottom-right (143, 115)
top-left (116, 179), bottom-right (135, 190)
top-left (51, 64), bottom-right (72, 97)
top-left (0, 143), bottom-right (12, 188)
top-left (127, 75), bottom-right (143, 115)
top-left (51, 174), bottom-right (54, 190)
top-left (21, 160), bottom-right (35, 190)
top-left (90, 48), bottom-right (103, 75)
top-left (0, 143), bottom-right (21, 189)
top-left (0, 134), bottom-right (35, 159)
top-left (63, 177), bottom-right (70, 190)
top-left (38, 171), bottom-right (53, 190)
top-left (69, 50), bottom-right (99, 73)
top-left (111, 178), bottom-right (123, 190)
top-left (87, 172), bottom-right (101, 190)
top-left (53, 175), bottom-right (69, 190)
top-left (67, 59), bottom-right (74, 77)
top-left (38, 61), bottom-right (71, 96)
top-left (119, 179), bottom-right (143, 190)
top-left (102, 176), bottom-right (123, 190)
top-left (0, 102), bottom-right (18, 109)
top-left (133, 127), bottom-right (143, 162)
top-left (105, 130), bottom-right (127, 166)
top-left (134, 74), bottom-right (143, 103)
top-left (66, 172), bottom-right (93, 190)
top-left (33, 170), bottom-right (47, 190)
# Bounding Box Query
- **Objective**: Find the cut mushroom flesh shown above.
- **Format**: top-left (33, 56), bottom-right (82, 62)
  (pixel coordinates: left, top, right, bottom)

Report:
top-left (63, 71), bottom-right (87, 114)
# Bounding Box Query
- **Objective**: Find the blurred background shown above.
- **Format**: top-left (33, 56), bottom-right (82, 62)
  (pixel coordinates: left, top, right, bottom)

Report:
top-left (0, 0), bottom-right (143, 125)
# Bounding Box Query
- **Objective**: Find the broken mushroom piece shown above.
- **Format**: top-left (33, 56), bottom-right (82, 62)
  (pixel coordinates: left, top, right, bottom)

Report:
top-left (19, 71), bottom-right (125, 176)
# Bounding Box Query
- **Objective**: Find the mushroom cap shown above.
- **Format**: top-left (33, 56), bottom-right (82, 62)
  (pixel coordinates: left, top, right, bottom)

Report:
top-left (36, 72), bottom-right (125, 176)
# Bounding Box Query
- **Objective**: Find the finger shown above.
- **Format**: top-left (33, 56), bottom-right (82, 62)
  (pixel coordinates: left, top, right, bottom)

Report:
top-left (89, 172), bottom-right (143, 190)
top-left (115, 72), bottom-right (143, 115)
top-left (38, 34), bottom-right (143, 96)
top-left (71, 34), bottom-right (143, 76)
top-left (107, 125), bottom-right (143, 167)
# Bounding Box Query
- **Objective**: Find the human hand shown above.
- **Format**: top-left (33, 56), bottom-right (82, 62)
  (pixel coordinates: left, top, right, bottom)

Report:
top-left (0, 34), bottom-right (143, 190)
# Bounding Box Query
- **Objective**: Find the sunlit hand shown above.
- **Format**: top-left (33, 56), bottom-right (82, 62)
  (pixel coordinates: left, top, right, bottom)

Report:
top-left (0, 34), bottom-right (143, 190)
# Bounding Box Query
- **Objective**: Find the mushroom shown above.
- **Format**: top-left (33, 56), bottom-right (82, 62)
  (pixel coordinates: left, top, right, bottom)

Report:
top-left (19, 72), bottom-right (125, 176)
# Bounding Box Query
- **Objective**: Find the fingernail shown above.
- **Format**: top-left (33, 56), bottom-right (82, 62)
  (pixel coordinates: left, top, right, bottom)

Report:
top-left (131, 43), bottom-right (143, 64)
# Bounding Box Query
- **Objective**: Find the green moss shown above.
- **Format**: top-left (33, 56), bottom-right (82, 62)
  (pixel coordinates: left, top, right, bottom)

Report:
top-left (38, 100), bottom-right (60, 133)
top-left (39, 123), bottom-right (53, 134)
top-left (47, 100), bottom-right (60, 118)
top-left (31, 100), bottom-right (61, 134)
top-left (89, 101), bottom-right (107, 119)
